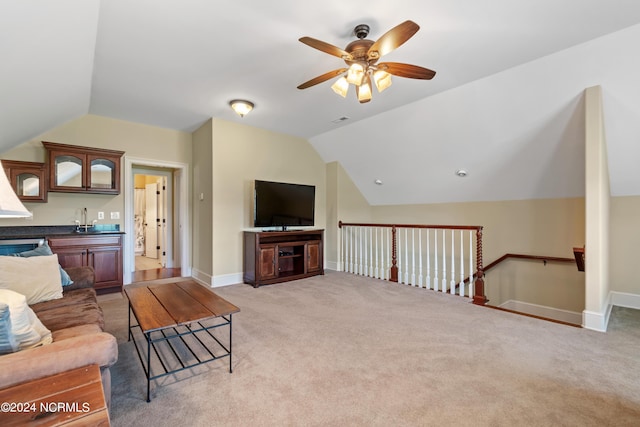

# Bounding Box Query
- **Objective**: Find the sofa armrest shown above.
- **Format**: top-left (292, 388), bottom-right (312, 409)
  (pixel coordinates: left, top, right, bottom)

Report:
top-left (63, 266), bottom-right (96, 292)
top-left (0, 332), bottom-right (117, 390)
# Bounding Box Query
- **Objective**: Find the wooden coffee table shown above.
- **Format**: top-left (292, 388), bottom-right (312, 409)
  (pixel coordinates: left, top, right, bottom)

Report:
top-left (125, 280), bottom-right (240, 402)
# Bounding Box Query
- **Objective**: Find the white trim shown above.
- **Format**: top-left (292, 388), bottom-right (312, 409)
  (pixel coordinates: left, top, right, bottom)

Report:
top-left (190, 269), bottom-right (211, 287)
top-left (499, 300), bottom-right (582, 325)
top-left (582, 292), bottom-right (612, 332)
top-left (610, 291), bottom-right (640, 310)
top-left (124, 156), bottom-right (191, 285)
top-left (212, 273), bottom-right (244, 288)
top-left (326, 260), bottom-right (340, 271)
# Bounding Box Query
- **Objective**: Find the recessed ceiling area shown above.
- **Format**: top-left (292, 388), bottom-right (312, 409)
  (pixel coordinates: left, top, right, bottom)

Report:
top-left (2, 1), bottom-right (640, 205)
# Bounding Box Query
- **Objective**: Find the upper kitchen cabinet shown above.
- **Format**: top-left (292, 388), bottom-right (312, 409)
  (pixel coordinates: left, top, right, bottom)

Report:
top-left (43, 141), bottom-right (125, 195)
top-left (1, 160), bottom-right (47, 202)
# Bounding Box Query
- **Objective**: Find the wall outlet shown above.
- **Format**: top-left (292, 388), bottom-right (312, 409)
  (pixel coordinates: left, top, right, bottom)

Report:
top-left (98, 211), bottom-right (104, 220)
top-left (110, 212), bottom-right (120, 220)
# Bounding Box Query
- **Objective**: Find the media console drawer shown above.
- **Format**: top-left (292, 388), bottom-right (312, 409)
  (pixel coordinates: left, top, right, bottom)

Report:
top-left (243, 230), bottom-right (324, 287)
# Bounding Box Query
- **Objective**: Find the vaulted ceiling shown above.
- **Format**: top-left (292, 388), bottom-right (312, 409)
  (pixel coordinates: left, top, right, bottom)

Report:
top-left (3, 1), bottom-right (640, 205)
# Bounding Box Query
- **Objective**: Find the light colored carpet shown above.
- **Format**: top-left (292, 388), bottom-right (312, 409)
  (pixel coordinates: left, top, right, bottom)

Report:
top-left (101, 271), bottom-right (640, 426)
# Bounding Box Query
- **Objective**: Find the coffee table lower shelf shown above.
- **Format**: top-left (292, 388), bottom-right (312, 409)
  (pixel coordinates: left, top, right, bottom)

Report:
top-left (128, 314), bottom-right (234, 402)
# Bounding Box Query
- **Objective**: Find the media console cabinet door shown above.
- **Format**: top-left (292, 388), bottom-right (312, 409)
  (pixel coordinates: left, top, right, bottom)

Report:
top-left (307, 241), bottom-right (322, 273)
top-left (258, 244), bottom-right (277, 280)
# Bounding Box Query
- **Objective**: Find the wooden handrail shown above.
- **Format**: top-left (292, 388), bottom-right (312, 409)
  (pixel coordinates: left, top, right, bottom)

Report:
top-left (339, 221), bottom-right (482, 231)
top-left (484, 253), bottom-right (575, 273)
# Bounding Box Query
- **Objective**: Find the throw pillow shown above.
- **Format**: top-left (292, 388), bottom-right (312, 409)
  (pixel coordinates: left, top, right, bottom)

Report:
top-left (0, 302), bottom-right (19, 354)
top-left (0, 254), bottom-right (63, 305)
top-left (12, 241), bottom-right (74, 286)
top-left (0, 289), bottom-right (52, 353)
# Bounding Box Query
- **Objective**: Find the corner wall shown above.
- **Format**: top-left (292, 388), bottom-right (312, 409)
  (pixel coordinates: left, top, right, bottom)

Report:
top-left (583, 86), bottom-right (611, 331)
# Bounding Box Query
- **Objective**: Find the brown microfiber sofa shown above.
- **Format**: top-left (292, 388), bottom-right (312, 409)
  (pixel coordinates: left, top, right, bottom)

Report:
top-left (0, 266), bottom-right (118, 407)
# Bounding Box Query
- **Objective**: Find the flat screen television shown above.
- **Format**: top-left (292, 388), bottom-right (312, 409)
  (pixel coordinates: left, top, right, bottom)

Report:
top-left (253, 180), bottom-right (315, 230)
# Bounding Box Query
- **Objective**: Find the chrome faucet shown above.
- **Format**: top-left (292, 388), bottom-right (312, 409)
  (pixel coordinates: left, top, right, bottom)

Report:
top-left (83, 208), bottom-right (88, 232)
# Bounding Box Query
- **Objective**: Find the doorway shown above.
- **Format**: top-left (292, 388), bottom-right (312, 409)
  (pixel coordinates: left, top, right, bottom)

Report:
top-left (124, 158), bottom-right (190, 285)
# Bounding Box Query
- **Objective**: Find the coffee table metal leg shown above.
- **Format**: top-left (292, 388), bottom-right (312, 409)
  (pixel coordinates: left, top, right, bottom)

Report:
top-left (146, 332), bottom-right (151, 402)
top-left (229, 314), bottom-right (233, 374)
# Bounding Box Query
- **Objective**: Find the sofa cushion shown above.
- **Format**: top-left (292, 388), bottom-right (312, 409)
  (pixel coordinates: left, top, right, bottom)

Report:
top-left (31, 288), bottom-right (98, 314)
top-left (34, 301), bottom-right (105, 332)
top-left (0, 289), bottom-right (52, 353)
top-left (10, 241), bottom-right (73, 287)
top-left (0, 254), bottom-right (63, 305)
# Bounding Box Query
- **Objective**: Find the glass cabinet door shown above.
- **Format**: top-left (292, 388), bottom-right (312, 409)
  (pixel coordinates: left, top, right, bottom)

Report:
top-left (2, 160), bottom-right (47, 202)
top-left (89, 158), bottom-right (116, 190)
top-left (54, 155), bottom-right (84, 188)
top-left (16, 173), bottom-right (40, 197)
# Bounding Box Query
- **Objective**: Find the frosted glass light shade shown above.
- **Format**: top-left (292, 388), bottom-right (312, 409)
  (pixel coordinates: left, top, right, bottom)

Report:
top-left (229, 100), bottom-right (254, 117)
top-left (373, 70), bottom-right (392, 92)
top-left (331, 77), bottom-right (349, 97)
top-left (356, 79), bottom-right (372, 103)
top-left (0, 161), bottom-right (31, 218)
top-left (346, 63), bottom-right (365, 86)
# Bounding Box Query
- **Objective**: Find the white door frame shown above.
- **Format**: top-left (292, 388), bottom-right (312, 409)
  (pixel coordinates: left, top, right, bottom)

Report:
top-left (124, 156), bottom-right (191, 285)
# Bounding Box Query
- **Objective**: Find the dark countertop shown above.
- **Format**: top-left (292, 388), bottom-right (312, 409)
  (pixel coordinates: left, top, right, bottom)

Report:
top-left (0, 225), bottom-right (124, 239)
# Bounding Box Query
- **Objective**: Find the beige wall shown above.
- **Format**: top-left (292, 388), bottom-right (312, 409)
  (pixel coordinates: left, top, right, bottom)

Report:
top-left (610, 196), bottom-right (640, 294)
top-left (0, 114), bottom-right (192, 228)
top-left (202, 118), bottom-right (327, 280)
top-left (192, 119), bottom-right (213, 275)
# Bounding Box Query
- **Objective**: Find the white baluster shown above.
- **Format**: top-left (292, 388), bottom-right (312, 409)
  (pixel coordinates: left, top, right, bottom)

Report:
top-left (434, 229), bottom-right (439, 291)
top-left (369, 227), bottom-right (374, 277)
top-left (411, 229), bottom-right (416, 286)
top-left (426, 229), bottom-right (431, 290)
top-left (450, 230), bottom-right (456, 294)
top-left (459, 230), bottom-right (465, 296)
top-left (441, 228), bottom-right (447, 292)
top-left (404, 228), bottom-right (409, 284)
top-left (418, 229), bottom-right (423, 288)
top-left (469, 230), bottom-right (474, 297)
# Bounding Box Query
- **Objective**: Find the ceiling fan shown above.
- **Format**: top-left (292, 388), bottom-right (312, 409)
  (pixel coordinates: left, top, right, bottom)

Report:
top-left (297, 20), bottom-right (436, 103)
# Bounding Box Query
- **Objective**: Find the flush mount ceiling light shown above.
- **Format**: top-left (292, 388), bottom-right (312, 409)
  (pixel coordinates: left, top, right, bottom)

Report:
top-left (229, 100), bottom-right (254, 117)
top-left (455, 170), bottom-right (468, 177)
top-left (297, 21), bottom-right (436, 103)
top-left (374, 179), bottom-right (383, 185)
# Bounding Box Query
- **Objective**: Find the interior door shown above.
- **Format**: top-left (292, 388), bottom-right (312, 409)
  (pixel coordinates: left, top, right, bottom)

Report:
top-left (144, 183), bottom-right (158, 259)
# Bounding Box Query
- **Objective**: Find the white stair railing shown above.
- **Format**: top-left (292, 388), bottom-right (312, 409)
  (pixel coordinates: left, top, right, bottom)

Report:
top-left (338, 222), bottom-right (486, 303)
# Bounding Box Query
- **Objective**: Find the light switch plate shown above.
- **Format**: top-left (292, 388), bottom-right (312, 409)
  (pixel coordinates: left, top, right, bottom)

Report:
top-left (98, 211), bottom-right (104, 220)
top-left (110, 212), bottom-right (120, 220)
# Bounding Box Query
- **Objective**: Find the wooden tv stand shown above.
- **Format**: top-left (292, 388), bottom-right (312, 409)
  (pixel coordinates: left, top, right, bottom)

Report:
top-left (243, 229), bottom-right (324, 287)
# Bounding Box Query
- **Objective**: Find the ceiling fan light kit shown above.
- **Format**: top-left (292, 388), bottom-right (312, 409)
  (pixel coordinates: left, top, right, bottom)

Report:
top-left (298, 20), bottom-right (436, 104)
top-left (229, 99), bottom-right (254, 117)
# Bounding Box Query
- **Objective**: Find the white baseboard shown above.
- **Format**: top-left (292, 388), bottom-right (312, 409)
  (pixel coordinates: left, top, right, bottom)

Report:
top-left (500, 300), bottom-right (582, 325)
top-left (326, 261), bottom-right (340, 271)
top-left (610, 291), bottom-right (640, 310)
top-left (191, 268), bottom-right (212, 287)
top-left (212, 273), bottom-right (243, 288)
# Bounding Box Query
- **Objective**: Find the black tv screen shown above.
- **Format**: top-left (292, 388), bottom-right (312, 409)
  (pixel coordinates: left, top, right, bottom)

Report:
top-left (254, 180), bottom-right (315, 229)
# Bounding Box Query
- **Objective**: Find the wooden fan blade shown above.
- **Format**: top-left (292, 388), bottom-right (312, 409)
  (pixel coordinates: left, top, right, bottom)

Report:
top-left (367, 20), bottom-right (420, 60)
top-left (297, 68), bottom-right (348, 89)
top-left (377, 62), bottom-right (436, 80)
top-left (299, 37), bottom-right (353, 60)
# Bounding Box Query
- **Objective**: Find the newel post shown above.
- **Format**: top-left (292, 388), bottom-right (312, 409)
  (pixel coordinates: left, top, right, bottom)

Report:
top-left (473, 227), bottom-right (488, 305)
top-left (390, 225), bottom-right (398, 282)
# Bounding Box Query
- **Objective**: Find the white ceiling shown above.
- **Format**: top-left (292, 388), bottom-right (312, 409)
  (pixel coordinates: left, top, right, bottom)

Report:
top-left (3, 0), bottom-right (640, 205)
